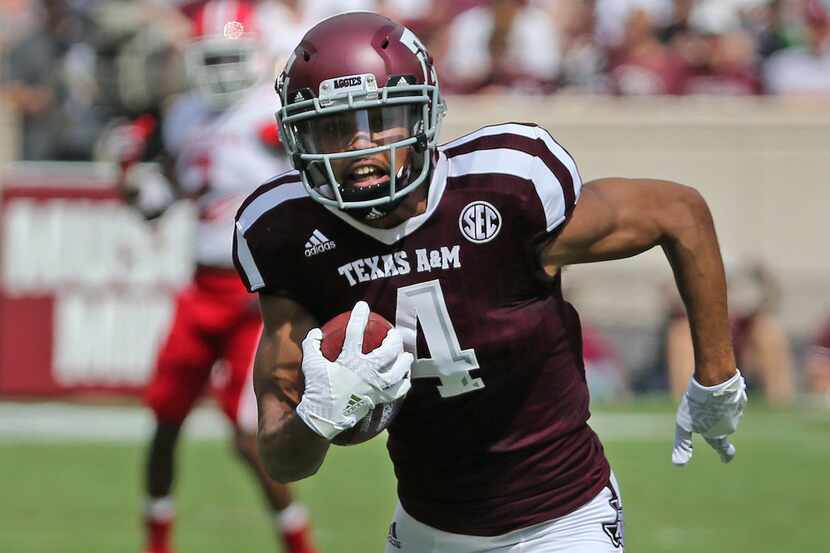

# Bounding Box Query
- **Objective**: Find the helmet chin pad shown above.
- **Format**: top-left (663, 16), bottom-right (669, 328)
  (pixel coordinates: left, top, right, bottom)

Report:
top-left (340, 179), bottom-right (394, 204)
top-left (348, 196), bottom-right (407, 222)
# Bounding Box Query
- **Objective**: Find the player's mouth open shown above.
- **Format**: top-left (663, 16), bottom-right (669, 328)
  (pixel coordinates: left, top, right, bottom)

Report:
top-left (347, 161), bottom-right (389, 189)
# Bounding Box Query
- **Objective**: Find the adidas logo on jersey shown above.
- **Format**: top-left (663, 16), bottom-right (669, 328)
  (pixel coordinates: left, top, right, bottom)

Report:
top-left (304, 229), bottom-right (336, 257)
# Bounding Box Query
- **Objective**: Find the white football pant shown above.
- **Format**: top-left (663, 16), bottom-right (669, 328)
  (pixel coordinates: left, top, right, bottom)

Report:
top-left (384, 473), bottom-right (624, 553)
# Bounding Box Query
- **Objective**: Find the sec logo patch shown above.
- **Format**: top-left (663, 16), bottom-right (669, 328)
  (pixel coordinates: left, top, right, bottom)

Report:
top-left (459, 201), bottom-right (502, 243)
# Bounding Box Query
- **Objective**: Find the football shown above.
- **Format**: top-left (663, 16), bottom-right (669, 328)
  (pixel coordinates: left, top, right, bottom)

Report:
top-left (319, 310), bottom-right (407, 446)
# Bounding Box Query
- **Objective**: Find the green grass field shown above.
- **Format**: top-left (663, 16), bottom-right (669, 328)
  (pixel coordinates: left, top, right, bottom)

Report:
top-left (1, 400), bottom-right (828, 553)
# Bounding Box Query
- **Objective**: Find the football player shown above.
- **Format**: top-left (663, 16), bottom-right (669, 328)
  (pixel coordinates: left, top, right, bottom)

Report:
top-left (111, 2), bottom-right (318, 552)
top-left (232, 12), bottom-right (746, 553)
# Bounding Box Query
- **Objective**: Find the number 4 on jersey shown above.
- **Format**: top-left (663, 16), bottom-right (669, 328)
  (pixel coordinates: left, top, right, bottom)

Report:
top-left (395, 280), bottom-right (484, 397)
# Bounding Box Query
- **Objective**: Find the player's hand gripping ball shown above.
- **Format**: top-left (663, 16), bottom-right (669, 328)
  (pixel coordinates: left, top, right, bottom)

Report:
top-left (320, 310), bottom-right (408, 445)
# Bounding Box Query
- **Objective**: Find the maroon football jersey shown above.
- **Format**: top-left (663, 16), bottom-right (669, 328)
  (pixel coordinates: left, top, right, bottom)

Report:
top-left (234, 122), bottom-right (610, 536)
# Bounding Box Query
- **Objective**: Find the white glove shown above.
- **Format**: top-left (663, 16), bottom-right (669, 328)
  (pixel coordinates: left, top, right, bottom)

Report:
top-left (296, 301), bottom-right (413, 440)
top-left (672, 370), bottom-right (747, 466)
top-left (101, 122), bottom-right (147, 165)
top-left (123, 163), bottom-right (176, 219)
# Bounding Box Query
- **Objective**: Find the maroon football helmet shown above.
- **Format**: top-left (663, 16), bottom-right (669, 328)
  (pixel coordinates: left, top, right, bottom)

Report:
top-left (276, 12), bottom-right (446, 219)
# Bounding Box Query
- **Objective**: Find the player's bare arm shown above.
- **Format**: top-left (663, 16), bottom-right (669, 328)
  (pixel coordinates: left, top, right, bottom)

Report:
top-left (540, 177), bottom-right (736, 384)
top-left (255, 295), bottom-right (412, 482)
top-left (540, 177), bottom-right (747, 465)
top-left (254, 293), bottom-right (330, 482)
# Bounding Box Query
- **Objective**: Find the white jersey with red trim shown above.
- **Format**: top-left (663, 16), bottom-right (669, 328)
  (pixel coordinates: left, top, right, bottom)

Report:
top-left (163, 83), bottom-right (288, 268)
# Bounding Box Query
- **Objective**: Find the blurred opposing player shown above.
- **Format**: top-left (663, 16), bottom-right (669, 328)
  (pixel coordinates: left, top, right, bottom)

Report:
top-left (232, 12), bottom-right (746, 552)
top-left (111, 2), bottom-right (318, 552)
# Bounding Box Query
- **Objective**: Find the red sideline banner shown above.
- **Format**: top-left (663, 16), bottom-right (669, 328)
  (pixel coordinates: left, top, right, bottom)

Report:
top-left (0, 163), bottom-right (195, 396)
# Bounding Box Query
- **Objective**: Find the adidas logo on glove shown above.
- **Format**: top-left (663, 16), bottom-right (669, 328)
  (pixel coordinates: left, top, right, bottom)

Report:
top-left (343, 394), bottom-right (368, 417)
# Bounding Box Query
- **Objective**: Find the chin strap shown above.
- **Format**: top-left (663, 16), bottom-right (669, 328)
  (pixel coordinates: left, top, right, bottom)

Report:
top-left (346, 195), bottom-right (406, 222)
top-left (292, 153), bottom-right (307, 171)
top-left (363, 206), bottom-right (393, 221)
top-left (413, 132), bottom-right (428, 153)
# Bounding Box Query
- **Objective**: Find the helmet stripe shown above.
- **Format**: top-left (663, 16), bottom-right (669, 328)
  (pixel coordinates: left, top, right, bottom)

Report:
top-left (206, 0), bottom-right (235, 36)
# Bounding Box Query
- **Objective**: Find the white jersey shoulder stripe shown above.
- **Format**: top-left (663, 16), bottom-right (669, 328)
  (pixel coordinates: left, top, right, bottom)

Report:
top-left (443, 123), bottom-right (580, 190)
top-left (533, 126), bottom-right (583, 205)
top-left (443, 123), bottom-right (581, 197)
top-left (442, 122), bottom-right (540, 150)
top-left (235, 222), bottom-right (265, 291)
top-left (448, 148), bottom-right (533, 179)
top-left (235, 175), bottom-right (304, 291)
top-left (237, 177), bottom-right (305, 233)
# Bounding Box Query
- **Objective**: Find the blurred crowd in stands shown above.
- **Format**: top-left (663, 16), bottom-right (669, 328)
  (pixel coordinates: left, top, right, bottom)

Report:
top-left (1, 0), bottom-right (828, 405)
top-left (582, 258), bottom-right (830, 407)
top-left (2, 0), bottom-right (830, 161)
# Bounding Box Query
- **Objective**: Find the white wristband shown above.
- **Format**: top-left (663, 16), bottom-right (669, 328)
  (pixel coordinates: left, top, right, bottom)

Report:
top-left (687, 370), bottom-right (743, 403)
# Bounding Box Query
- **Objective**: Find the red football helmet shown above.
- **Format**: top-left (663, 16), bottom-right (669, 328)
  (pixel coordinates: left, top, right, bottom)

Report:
top-left (276, 12), bottom-right (446, 218)
top-left (184, 0), bottom-right (266, 108)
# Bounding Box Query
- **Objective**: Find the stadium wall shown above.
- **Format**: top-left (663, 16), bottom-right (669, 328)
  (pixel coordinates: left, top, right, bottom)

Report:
top-left (0, 96), bottom-right (827, 396)
top-left (442, 95), bottom-right (830, 338)
top-left (0, 163), bottom-right (195, 396)
top-left (0, 100), bottom-right (16, 164)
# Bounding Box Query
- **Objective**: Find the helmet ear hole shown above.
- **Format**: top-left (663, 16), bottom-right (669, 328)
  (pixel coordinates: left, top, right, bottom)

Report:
top-left (381, 38), bottom-right (390, 49)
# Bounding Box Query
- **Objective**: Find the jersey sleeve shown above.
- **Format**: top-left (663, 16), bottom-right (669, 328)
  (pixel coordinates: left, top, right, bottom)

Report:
top-left (232, 174), bottom-right (305, 294)
top-left (525, 124), bottom-right (583, 237)
top-left (233, 221), bottom-right (267, 293)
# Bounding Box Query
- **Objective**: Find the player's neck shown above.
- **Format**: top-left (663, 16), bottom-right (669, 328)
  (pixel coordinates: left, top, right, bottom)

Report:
top-left (365, 152), bottom-right (437, 229)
